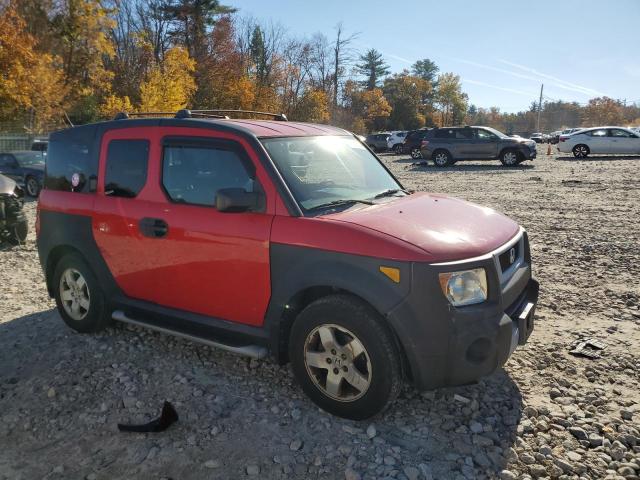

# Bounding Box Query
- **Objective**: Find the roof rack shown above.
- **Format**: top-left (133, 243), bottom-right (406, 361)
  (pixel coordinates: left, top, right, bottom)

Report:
top-left (113, 109), bottom-right (288, 121)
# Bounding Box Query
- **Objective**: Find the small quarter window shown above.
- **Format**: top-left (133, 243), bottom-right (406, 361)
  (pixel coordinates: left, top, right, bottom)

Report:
top-left (104, 140), bottom-right (149, 198)
top-left (162, 143), bottom-right (255, 207)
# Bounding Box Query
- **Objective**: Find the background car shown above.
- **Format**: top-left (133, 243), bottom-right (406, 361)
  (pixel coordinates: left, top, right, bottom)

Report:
top-left (402, 129), bottom-right (430, 158)
top-left (548, 131), bottom-right (562, 144)
top-left (364, 133), bottom-right (391, 152)
top-left (31, 140), bottom-right (48, 154)
top-left (420, 126), bottom-right (537, 167)
top-left (0, 151), bottom-right (45, 197)
top-left (386, 131), bottom-right (407, 153)
top-left (561, 128), bottom-right (583, 135)
top-left (530, 132), bottom-right (544, 143)
top-left (557, 126), bottom-right (640, 158)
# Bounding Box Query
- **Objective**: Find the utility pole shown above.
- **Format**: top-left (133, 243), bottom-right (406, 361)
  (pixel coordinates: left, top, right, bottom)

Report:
top-left (537, 83), bottom-right (543, 132)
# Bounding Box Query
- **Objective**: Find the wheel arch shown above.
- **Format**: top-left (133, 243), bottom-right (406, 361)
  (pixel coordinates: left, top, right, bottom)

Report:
top-left (45, 245), bottom-right (83, 296)
top-left (498, 146), bottom-right (523, 160)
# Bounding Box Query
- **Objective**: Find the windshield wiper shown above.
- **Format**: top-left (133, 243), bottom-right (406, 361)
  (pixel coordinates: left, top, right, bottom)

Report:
top-left (373, 188), bottom-right (410, 199)
top-left (306, 199), bottom-right (374, 212)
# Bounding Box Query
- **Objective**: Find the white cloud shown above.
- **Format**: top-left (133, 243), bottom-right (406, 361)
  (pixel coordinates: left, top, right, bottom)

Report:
top-left (462, 79), bottom-right (539, 98)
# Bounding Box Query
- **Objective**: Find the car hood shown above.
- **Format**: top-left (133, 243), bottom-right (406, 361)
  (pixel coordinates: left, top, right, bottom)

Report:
top-left (326, 192), bottom-right (520, 262)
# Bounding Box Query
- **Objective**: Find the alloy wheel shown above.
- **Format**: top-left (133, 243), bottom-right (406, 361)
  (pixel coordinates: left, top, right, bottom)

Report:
top-left (434, 152), bottom-right (449, 166)
top-left (410, 148), bottom-right (421, 159)
top-left (59, 268), bottom-right (91, 321)
top-left (27, 178), bottom-right (39, 196)
top-left (304, 324), bottom-right (372, 402)
top-left (574, 145), bottom-right (588, 158)
top-left (503, 151), bottom-right (518, 165)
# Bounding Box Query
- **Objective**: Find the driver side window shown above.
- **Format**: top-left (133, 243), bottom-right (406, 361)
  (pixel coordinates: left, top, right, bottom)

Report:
top-left (475, 129), bottom-right (496, 140)
top-left (609, 129), bottom-right (633, 138)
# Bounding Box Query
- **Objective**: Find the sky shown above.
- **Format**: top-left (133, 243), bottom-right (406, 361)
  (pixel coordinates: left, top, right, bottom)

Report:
top-left (229, 0), bottom-right (640, 112)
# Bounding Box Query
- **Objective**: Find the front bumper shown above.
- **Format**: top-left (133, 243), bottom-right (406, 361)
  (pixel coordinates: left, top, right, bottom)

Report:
top-left (386, 231), bottom-right (538, 390)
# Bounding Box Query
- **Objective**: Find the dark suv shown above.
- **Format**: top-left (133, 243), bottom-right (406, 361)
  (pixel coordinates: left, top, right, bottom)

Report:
top-left (421, 126), bottom-right (537, 167)
top-left (37, 109), bottom-right (538, 420)
top-left (402, 129), bottom-right (431, 158)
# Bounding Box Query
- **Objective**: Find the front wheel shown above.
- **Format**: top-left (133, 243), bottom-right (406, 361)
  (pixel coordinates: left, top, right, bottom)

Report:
top-left (410, 147), bottom-right (422, 159)
top-left (289, 295), bottom-right (402, 420)
top-left (500, 149), bottom-right (521, 167)
top-left (393, 144), bottom-right (403, 154)
top-left (572, 144), bottom-right (589, 158)
top-left (53, 253), bottom-right (111, 333)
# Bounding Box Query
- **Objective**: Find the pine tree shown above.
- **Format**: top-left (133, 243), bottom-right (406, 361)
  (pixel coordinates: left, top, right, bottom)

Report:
top-left (356, 49), bottom-right (389, 90)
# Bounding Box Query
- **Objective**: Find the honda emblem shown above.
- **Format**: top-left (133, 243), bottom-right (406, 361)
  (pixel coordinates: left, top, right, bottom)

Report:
top-left (509, 247), bottom-right (516, 264)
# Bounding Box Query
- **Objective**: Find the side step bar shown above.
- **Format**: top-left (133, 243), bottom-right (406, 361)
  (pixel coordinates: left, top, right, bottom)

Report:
top-left (112, 310), bottom-right (268, 359)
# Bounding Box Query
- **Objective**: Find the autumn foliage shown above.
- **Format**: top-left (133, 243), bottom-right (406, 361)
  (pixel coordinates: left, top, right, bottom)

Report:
top-left (1, 1), bottom-right (638, 134)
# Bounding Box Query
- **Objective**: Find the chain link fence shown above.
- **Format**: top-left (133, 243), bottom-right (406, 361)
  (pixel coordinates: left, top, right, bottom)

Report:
top-left (0, 116), bottom-right (65, 152)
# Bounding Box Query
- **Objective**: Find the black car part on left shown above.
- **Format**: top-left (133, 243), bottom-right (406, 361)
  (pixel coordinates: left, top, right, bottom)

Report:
top-left (0, 174), bottom-right (28, 245)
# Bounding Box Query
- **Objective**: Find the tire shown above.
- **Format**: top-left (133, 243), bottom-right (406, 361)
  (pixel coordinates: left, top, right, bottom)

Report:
top-left (393, 144), bottom-right (403, 154)
top-left (25, 176), bottom-right (40, 197)
top-left (432, 149), bottom-right (452, 167)
top-left (410, 147), bottom-right (422, 159)
top-left (572, 144), bottom-right (589, 158)
top-left (289, 294), bottom-right (402, 420)
top-left (7, 218), bottom-right (28, 245)
top-left (53, 253), bottom-right (111, 333)
top-left (500, 149), bottom-right (521, 167)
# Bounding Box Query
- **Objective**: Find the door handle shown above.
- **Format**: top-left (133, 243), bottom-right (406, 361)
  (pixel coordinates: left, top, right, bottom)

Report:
top-left (139, 217), bottom-right (169, 238)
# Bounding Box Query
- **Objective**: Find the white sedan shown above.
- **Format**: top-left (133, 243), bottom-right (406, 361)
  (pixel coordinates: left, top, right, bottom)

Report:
top-left (558, 126), bottom-right (640, 158)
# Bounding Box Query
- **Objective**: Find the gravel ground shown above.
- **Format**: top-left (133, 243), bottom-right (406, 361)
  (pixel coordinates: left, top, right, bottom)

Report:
top-left (1, 145), bottom-right (639, 480)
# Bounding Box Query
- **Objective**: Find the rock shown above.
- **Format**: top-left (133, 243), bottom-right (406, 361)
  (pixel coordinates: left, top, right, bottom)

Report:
top-left (454, 394), bottom-right (470, 404)
top-left (403, 466), bottom-right (420, 480)
top-left (469, 421), bottom-right (483, 434)
top-left (384, 456), bottom-right (396, 466)
top-left (620, 410), bottom-right (633, 421)
top-left (520, 453), bottom-right (536, 465)
top-left (568, 426), bottom-right (588, 441)
top-left (122, 396), bottom-right (137, 409)
top-left (204, 460), bottom-right (220, 469)
top-left (499, 470), bottom-right (518, 480)
top-left (289, 439), bottom-right (303, 451)
top-left (344, 468), bottom-right (361, 480)
top-left (529, 464), bottom-right (546, 478)
top-left (523, 406), bottom-right (538, 418)
top-left (47, 387), bottom-right (56, 398)
top-left (566, 451), bottom-right (581, 462)
top-left (366, 424), bottom-right (377, 439)
top-left (85, 474), bottom-right (97, 480)
top-left (588, 433), bottom-right (603, 447)
top-left (554, 457), bottom-right (574, 473)
top-left (246, 464), bottom-right (260, 476)
top-left (52, 465), bottom-right (64, 474)
top-left (291, 409), bottom-right (301, 421)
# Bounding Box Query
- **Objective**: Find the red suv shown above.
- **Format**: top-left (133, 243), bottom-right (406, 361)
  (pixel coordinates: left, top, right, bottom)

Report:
top-left (36, 109), bottom-right (538, 420)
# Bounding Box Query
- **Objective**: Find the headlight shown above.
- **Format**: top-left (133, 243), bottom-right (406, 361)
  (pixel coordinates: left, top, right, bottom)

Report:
top-left (438, 268), bottom-right (488, 306)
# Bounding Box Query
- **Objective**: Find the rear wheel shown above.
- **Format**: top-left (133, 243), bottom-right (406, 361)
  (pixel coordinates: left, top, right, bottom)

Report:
top-left (53, 253), bottom-right (111, 333)
top-left (26, 177), bottom-right (40, 197)
top-left (8, 218), bottom-right (28, 245)
top-left (289, 295), bottom-right (402, 420)
top-left (410, 147), bottom-right (422, 159)
top-left (433, 149), bottom-right (452, 167)
top-left (572, 144), bottom-right (589, 158)
top-left (500, 149), bottom-right (521, 167)
top-left (393, 144), bottom-right (403, 154)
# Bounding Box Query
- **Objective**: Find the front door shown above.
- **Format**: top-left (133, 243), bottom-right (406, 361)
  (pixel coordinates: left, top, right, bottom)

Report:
top-left (470, 128), bottom-right (500, 158)
top-left (608, 128), bottom-right (640, 154)
top-left (93, 127), bottom-right (275, 327)
top-left (0, 154), bottom-right (20, 182)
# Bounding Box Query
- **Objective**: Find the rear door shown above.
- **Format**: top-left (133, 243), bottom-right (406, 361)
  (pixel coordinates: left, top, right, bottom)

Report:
top-left (608, 128), bottom-right (640, 153)
top-left (92, 127), bottom-right (276, 326)
top-left (584, 129), bottom-right (609, 153)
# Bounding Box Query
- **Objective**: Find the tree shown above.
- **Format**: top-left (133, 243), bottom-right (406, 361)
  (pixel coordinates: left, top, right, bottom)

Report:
top-left (99, 94), bottom-right (133, 118)
top-left (382, 72), bottom-right (431, 130)
top-left (435, 73), bottom-right (467, 126)
top-left (356, 48), bottom-right (390, 90)
top-left (411, 58), bottom-right (439, 83)
top-left (292, 89), bottom-right (330, 123)
top-left (0, 3), bottom-right (66, 131)
top-left (345, 84), bottom-right (391, 131)
top-left (139, 46), bottom-right (196, 111)
top-left (331, 23), bottom-right (357, 115)
top-left (583, 97), bottom-right (624, 126)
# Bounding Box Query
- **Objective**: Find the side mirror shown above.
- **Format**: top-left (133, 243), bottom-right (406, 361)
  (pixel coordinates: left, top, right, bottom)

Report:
top-left (216, 188), bottom-right (263, 213)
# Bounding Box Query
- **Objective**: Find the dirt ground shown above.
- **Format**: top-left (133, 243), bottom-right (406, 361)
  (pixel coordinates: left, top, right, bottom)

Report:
top-left (0, 145), bottom-right (639, 480)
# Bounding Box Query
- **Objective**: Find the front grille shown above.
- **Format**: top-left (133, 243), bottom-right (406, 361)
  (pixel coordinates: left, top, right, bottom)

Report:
top-left (498, 242), bottom-right (520, 272)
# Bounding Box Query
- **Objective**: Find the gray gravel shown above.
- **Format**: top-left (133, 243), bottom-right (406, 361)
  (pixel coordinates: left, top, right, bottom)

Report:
top-left (0, 146), bottom-right (639, 479)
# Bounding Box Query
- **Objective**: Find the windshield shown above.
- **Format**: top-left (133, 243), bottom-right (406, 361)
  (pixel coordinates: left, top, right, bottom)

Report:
top-left (262, 136), bottom-right (401, 212)
top-left (13, 152), bottom-right (44, 166)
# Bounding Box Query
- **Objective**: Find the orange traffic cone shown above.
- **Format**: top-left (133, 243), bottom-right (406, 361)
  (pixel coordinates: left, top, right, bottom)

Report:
top-left (546, 143), bottom-right (552, 155)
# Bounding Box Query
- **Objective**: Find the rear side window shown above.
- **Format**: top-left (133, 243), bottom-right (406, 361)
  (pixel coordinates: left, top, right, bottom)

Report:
top-left (588, 129), bottom-right (607, 137)
top-left (162, 142), bottom-right (255, 207)
top-left (104, 140), bottom-right (149, 198)
top-left (45, 126), bottom-right (97, 192)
